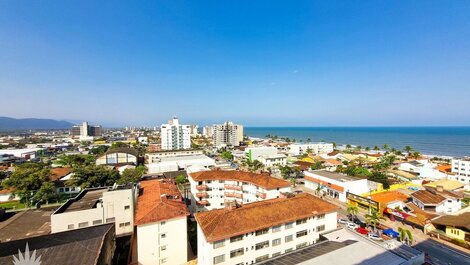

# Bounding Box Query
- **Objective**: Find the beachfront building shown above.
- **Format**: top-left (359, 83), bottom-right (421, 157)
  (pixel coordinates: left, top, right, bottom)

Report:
top-left (133, 179), bottom-right (190, 265)
top-left (245, 146), bottom-right (279, 161)
top-left (410, 186), bottom-right (463, 214)
top-left (257, 154), bottom-right (287, 168)
top-left (212, 121), bottom-right (244, 148)
top-left (288, 143), bottom-right (334, 156)
top-left (160, 117), bottom-right (191, 150)
top-left (195, 193), bottom-right (338, 265)
top-left (450, 157), bottom-right (470, 184)
top-left (398, 160), bottom-right (448, 181)
top-left (304, 170), bottom-right (375, 202)
top-left (51, 185), bottom-right (136, 236)
top-left (188, 170), bottom-right (291, 212)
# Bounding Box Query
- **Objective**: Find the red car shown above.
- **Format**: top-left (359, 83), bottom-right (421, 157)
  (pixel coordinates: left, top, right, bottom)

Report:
top-left (356, 227), bottom-right (369, 235)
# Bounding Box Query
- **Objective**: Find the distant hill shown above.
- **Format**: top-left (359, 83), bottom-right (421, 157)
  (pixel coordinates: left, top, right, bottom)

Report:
top-left (0, 117), bottom-right (75, 130)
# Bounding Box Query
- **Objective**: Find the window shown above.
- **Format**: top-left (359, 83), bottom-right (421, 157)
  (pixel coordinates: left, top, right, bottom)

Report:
top-left (285, 248), bottom-right (293, 253)
top-left (296, 242), bottom-right (308, 249)
top-left (255, 241), bottom-right (269, 250)
top-left (316, 225), bottom-right (326, 232)
top-left (317, 214), bottom-right (325, 220)
top-left (213, 254), bottom-right (225, 264)
top-left (161, 221), bottom-right (166, 225)
top-left (67, 224), bottom-right (74, 230)
top-left (297, 230), bottom-right (308, 238)
top-left (124, 205), bottom-right (130, 210)
top-left (272, 238), bottom-right (281, 246)
top-left (161, 245), bottom-right (167, 251)
top-left (255, 254), bottom-right (269, 263)
top-left (160, 258), bottom-right (167, 263)
top-left (230, 248), bottom-right (244, 258)
top-left (119, 223), bottom-right (126, 228)
top-left (256, 228), bottom-right (269, 236)
top-left (161, 233), bottom-right (166, 239)
top-left (272, 225), bottom-right (282, 232)
top-left (219, 180), bottom-right (225, 183)
top-left (285, 235), bottom-right (293, 242)
top-left (93, 220), bottom-right (102, 225)
top-left (296, 218), bottom-right (307, 225)
top-left (230, 234), bottom-right (244, 243)
top-left (285, 222), bottom-right (294, 229)
top-left (213, 239), bottom-right (225, 249)
top-left (272, 252), bottom-right (281, 258)
top-left (78, 222), bottom-right (88, 228)
top-left (106, 217), bottom-right (115, 223)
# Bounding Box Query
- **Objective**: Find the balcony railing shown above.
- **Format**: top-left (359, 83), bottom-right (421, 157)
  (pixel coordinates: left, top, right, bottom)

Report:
top-left (196, 192), bottom-right (209, 198)
top-left (256, 192), bottom-right (267, 199)
top-left (225, 192), bottom-right (243, 199)
top-left (225, 184), bottom-right (243, 191)
top-left (196, 185), bottom-right (208, 191)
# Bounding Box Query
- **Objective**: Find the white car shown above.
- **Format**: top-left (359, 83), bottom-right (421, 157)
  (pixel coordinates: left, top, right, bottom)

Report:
top-left (338, 219), bottom-right (348, 224)
top-left (367, 233), bottom-right (383, 241)
top-left (347, 222), bottom-right (358, 230)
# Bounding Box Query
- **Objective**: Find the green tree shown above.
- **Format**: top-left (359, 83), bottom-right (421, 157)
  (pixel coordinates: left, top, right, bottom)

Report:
top-left (32, 181), bottom-right (59, 204)
top-left (403, 146), bottom-right (413, 154)
top-left (373, 146), bottom-right (380, 151)
top-left (310, 161), bottom-right (325, 170)
top-left (2, 162), bottom-right (54, 206)
top-left (175, 174), bottom-right (188, 185)
top-left (89, 145), bottom-right (109, 155)
top-left (365, 147), bottom-right (370, 152)
top-left (66, 165), bottom-right (119, 188)
top-left (346, 144), bottom-right (352, 149)
top-left (332, 142), bottom-right (337, 149)
top-left (398, 227), bottom-right (413, 245)
top-left (347, 205), bottom-right (359, 220)
top-left (56, 154), bottom-right (95, 168)
top-left (111, 142), bottom-right (129, 148)
top-left (365, 208), bottom-right (384, 232)
top-left (306, 148), bottom-right (313, 154)
top-left (221, 151), bottom-right (234, 161)
top-left (117, 166), bottom-right (146, 185)
top-left (382, 144), bottom-right (390, 151)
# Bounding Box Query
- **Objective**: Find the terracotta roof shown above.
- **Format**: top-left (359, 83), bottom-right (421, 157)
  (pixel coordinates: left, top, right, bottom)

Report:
top-left (411, 190), bottom-right (445, 205)
top-left (435, 164), bottom-right (451, 173)
top-left (405, 203), bottom-right (438, 226)
top-left (432, 212), bottom-right (470, 232)
top-left (195, 193), bottom-right (338, 242)
top-left (304, 175), bottom-right (344, 192)
top-left (293, 161), bottom-right (313, 170)
top-left (327, 151), bottom-right (339, 156)
top-left (324, 159), bottom-right (342, 165)
top-left (371, 191), bottom-right (410, 204)
top-left (50, 167), bottom-right (73, 181)
top-left (134, 179), bottom-right (189, 226)
top-left (189, 170), bottom-right (291, 190)
top-left (0, 188), bottom-right (14, 195)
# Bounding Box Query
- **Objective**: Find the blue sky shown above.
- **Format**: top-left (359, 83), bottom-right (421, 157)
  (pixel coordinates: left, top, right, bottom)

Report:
top-left (1, 1), bottom-right (469, 127)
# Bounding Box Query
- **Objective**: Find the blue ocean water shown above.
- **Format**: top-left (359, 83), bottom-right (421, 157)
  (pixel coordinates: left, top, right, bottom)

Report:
top-left (244, 127), bottom-right (470, 157)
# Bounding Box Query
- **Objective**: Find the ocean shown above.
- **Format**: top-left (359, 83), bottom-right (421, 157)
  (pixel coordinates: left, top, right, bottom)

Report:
top-left (244, 127), bottom-right (470, 157)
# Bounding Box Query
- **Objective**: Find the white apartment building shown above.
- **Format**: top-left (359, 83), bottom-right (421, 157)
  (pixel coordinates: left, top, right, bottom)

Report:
top-left (146, 149), bottom-right (204, 163)
top-left (147, 154), bottom-right (215, 174)
top-left (160, 117), bottom-right (191, 150)
top-left (195, 193), bottom-right (338, 265)
top-left (289, 143), bottom-right (334, 156)
top-left (450, 158), bottom-right (470, 184)
top-left (398, 160), bottom-right (447, 181)
top-left (245, 146), bottom-right (279, 161)
top-left (188, 170), bottom-right (291, 212)
top-left (304, 170), bottom-right (375, 202)
top-left (257, 154), bottom-right (287, 169)
top-left (203, 126), bottom-right (214, 138)
top-left (411, 186), bottom-right (462, 214)
top-left (134, 179), bottom-right (189, 265)
top-left (212, 121), bottom-right (244, 147)
top-left (51, 186), bottom-right (136, 236)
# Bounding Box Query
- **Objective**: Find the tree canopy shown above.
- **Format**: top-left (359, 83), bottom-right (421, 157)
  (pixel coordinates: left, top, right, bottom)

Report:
top-left (66, 164), bottom-right (119, 188)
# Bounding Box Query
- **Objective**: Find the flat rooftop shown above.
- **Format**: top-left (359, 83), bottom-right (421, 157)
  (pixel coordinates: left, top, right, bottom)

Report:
top-left (261, 229), bottom-right (422, 265)
top-left (61, 188), bottom-right (107, 213)
top-left (307, 170), bottom-right (361, 182)
top-left (159, 154), bottom-right (213, 162)
top-left (0, 209), bottom-right (54, 242)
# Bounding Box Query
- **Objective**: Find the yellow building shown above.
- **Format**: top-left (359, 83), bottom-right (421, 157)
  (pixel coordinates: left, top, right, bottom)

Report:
top-left (431, 212), bottom-right (470, 242)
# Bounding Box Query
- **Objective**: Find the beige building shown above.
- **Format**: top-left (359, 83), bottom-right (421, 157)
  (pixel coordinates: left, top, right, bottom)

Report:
top-left (212, 121), bottom-right (243, 147)
top-left (133, 179), bottom-right (190, 265)
top-left (51, 186), bottom-right (136, 236)
top-left (96, 147), bottom-right (139, 166)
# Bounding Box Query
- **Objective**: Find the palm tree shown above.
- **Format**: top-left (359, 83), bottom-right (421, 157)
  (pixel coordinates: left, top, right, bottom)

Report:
top-left (289, 177), bottom-right (298, 187)
top-left (365, 209), bottom-right (384, 232)
top-left (355, 146), bottom-right (362, 151)
top-left (365, 147), bottom-right (370, 152)
top-left (347, 205), bottom-right (359, 221)
top-left (373, 146), bottom-right (380, 152)
top-left (403, 145), bottom-right (413, 154)
top-left (332, 142), bottom-right (337, 149)
top-left (346, 144), bottom-right (352, 149)
top-left (398, 227), bottom-right (413, 245)
top-left (382, 144), bottom-right (390, 151)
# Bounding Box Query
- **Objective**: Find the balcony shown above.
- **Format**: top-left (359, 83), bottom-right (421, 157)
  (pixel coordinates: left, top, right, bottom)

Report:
top-left (197, 200), bottom-right (210, 206)
top-left (196, 185), bottom-right (208, 191)
top-left (256, 192), bottom-right (267, 199)
top-left (225, 184), bottom-right (243, 191)
top-left (196, 192), bottom-right (209, 198)
top-left (225, 192), bottom-right (243, 199)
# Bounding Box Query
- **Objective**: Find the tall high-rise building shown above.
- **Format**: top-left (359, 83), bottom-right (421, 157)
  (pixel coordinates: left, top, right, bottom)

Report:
top-left (160, 117), bottom-right (191, 150)
top-left (70, 121), bottom-right (102, 139)
top-left (212, 121), bottom-right (243, 147)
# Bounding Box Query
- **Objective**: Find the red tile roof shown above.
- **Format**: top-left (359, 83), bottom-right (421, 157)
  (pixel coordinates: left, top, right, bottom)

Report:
top-left (304, 175), bottom-right (344, 192)
top-left (371, 191), bottom-right (410, 204)
top-left (195, 193), bottom-right (338, 242)
top-left (134, 179), bottom-right (189, 226)
top-left (190, 170), bottom-right (291, 190)
top-left (50, 167), bottom-right (73, 181)
top-left (436, 164), bottom-right (451, 173)
top-left (411, 190), bottom-right (445, 205)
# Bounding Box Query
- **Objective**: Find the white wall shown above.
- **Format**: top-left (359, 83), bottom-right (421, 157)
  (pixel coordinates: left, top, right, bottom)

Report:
top-left (137, 217), bottom-right (188, 265)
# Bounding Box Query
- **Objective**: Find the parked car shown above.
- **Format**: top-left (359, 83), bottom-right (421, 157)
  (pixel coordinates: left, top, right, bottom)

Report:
top-left (347, 222), bottom-right (359, 230)
top-left (356, 227), bottom-right (369, 235)
top-left (352, 217), bottom-right (365, 226)
top-left (368, 233), bottom-right (383, 241)
top-left (338, 219), bottom-right (348, 224)
top-left (382, 228), bottom-right (399, 238)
